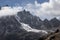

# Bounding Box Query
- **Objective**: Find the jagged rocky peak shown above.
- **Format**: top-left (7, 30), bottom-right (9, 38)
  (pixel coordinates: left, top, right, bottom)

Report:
top-left (43, 19), bottom-right (52, 30)
top-left (23, 10), bottom-right (28, 13)
top-left (0, 5), bottom-right (9, 10)
top-left (17, 10), bottom-right (43, 29)
top-left (43, 19), bottom-right (49, 22)
top-left (17, 10), bottom-right (32, 17)
top-left (50, 18), bottom-right (60, 22)
top-left (23, 10), bottom-right (30, 13)
top-left (4, 5), bottom-right (9, 7)
top-left (50, 18), bottom-right (60, 27)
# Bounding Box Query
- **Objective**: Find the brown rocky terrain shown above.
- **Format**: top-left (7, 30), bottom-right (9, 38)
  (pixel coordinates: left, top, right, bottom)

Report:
top-left (39, 29), bottom-right (60, 40)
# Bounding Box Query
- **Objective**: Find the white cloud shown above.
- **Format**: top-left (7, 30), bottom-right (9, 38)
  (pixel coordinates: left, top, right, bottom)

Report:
top-left (21, 23), bottom-right (48, 34)
top-left (0, 6), bottom-right (23, 17)
top-left (23, 0), bottom-right (60, 20)
top-left (0, 0), bottom-right (60, 20)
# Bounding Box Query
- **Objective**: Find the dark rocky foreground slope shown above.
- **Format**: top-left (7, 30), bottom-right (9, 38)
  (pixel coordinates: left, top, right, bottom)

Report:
top-left (38, 29), bottom-right (60, 40)
top-left (0, 10), bottom-right (60, 40)
top-left (0, 15), bottom-right (42, 40)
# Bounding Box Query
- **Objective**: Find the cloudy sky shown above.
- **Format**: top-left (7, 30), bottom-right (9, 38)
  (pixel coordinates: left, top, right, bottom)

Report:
top-left (0, 0), bottom-right (60, 20)
top-left (0, 0), bottom-right (49, 6)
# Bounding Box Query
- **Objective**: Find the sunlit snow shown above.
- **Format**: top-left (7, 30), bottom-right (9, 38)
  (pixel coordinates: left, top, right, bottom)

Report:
top-left (15, 14), bottom-right (48, 34)
top-left (21, 23), bottom-right (48, 34)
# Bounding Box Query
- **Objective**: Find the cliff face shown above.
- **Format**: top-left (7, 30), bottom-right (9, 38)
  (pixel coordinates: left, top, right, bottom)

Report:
top-left (17, 10), bottom-right (43, 29)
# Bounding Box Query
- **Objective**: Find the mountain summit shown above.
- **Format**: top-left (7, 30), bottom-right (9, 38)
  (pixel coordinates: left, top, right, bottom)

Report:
top-left (17, 10), bottom-right (43, 29)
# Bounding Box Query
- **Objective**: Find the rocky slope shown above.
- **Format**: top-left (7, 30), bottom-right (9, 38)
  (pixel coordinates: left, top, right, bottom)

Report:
top-left (38, 29), bottom-right (60, 40)
top-left (0, 10), bottom-right (60, 40)
top-left (17, 10), bottom-right (60, 30)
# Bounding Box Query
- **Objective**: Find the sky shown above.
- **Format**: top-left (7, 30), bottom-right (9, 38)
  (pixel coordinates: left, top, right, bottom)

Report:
top-left (0, 0), bottom-right (60, 20)
top-left (0, 0), bottom-right (49, 6)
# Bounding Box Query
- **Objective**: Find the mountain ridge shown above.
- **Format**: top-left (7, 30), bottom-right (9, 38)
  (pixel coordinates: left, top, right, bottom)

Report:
top-left (0, 10), bottom-right (60, 40)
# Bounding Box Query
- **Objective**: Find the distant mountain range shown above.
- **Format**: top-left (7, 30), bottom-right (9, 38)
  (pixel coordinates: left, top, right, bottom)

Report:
top-left (17, 10), bottom-right (60, 30)
top-left (0, 10), bottom-right (60, 40)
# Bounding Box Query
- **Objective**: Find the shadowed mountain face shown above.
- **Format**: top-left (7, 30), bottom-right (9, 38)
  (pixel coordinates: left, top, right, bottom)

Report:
top-left (43, 19), bottom-right (52, 30)
top-left (17, 10), bottom-right (43, 29)
top-left (0, 15), bottom-right (42, 40)
top-left (43, 18), bottom-right (60, 30)
top-left (17, 10), bottom-right (60, 30)
top-left (50, 18), bottom-right (60, 27)
top-left (0, 16), bottom-right (22, 35)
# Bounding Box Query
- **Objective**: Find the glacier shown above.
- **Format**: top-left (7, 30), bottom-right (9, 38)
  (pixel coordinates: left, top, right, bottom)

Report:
top-left (15, 14), bottom-right (48, 34)
top-left (21, 23), bottom-right (48, 34)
